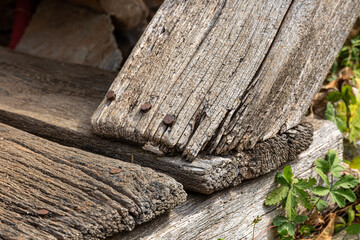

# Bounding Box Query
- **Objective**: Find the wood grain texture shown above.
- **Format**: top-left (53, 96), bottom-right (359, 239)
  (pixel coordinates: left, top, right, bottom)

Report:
top-left (0, 123), bottom-right (186, 239)
top-left (91, 0), bottom-right (360, 160)
top-left (0, 47), bottom-right (314, 194)
top-left (112, 119), bottom-right (343, 240)
top-left (16, 0), bottom-right (122, 71)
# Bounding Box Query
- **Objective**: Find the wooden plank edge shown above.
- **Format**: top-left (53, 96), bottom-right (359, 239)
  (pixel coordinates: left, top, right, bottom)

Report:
top-left (112, 120), bottom-right (343, 240)
top-left (0, 122), bottom-right (187, 239)
top-left (0, 106), bottom-right (320, 194)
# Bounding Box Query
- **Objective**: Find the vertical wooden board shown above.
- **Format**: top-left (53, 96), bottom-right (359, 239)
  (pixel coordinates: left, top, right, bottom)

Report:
top-left (91, 0), bottom-right (360, 160)
top-left (16, 0), bottom-right (122, 71)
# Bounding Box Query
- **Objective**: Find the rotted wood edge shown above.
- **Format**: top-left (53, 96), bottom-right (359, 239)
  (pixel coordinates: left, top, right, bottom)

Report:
top-left (0, 47), bottom-right (312, 194)
top-left (0, 123), bottom-right (186, 239)
top-left (112, 120), bottom-right (343, 240)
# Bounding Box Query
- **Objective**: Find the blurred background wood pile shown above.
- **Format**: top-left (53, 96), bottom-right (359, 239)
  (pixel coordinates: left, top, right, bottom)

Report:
top-left (0, 0), bottom-right (163, 71)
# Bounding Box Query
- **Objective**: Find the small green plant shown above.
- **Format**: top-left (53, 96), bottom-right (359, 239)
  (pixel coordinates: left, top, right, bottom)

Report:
top-left (264, 150), bottom-right (358, 240)
top-left (335, 206), bottom-right (355, 232)
top-left (346, 204), bottom-right (360, 236)
top-left (326, 87), bottom-right (360, 143)
top-left (325, 34), bottom-right (360, 143)
top-left (298, 224), bottom-right (315, 237)
top-left (327, 35), bottom-right (360, 84)
top-left (251, 216), bottom-right (262, 239)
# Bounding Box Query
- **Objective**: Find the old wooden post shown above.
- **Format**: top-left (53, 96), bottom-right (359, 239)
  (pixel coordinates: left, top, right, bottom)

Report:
top-left (91, 0), bottom-right (360, 163)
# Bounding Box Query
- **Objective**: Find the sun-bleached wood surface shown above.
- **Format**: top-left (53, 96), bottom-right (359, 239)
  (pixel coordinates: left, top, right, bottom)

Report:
top-left (112, 119), bottom-right (343, 240)
top-left (92, 0), bottom-right (360, 161)
top-left (0, 123), bottom-right (186, 239)
top-left (0, 47), bottom-right (315, 194)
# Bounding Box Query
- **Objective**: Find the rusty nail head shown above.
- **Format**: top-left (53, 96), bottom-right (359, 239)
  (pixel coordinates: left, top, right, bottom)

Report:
top-left (140, 103), bottom-right (152, 112)
top-left (109, 168), bottom-right (121, 174)
top-left (106, 90), bottom-right (116, 101)
top-left (163, 114), bottom-right (175, 126)
top-left (37, 209), bottom-right (49, 216)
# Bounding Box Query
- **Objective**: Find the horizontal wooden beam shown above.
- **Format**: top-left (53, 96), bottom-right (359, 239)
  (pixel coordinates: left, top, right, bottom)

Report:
top-left (0, 47), bottom-right (332, 194)
top-left (112, 119), bottom-right (343, 240)
top-left (0, 123), bottom-right (186, 239)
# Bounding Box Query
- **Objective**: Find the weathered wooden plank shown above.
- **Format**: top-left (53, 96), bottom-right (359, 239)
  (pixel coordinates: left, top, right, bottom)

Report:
top-left (91, 0), bottom-right (360, 161)
top-left (0, 123), bottom-right (186, 239)
top-left (16, 0), bottom-right (122, 71)
top-left (0, 47), bottom-right (315, 194)
top-left (112, 119), bottom-right (343, 240)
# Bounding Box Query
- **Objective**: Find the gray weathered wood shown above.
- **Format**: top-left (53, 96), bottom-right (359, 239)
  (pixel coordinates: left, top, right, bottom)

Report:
top-left (0, 123), bottom-right (186, 239)
top-left (112, 119), bottom-right (343, 240)
top-left (91, 0), bottom-right (360, 161)
top-left (16, 0), bottom-right (122, 71)
top-left (0, 47), bottom-right (314, 194)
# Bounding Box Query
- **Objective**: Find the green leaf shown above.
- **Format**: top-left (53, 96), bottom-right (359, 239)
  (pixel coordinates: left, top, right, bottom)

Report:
top-left (327, 150), bottom-right (340, 168)
top-left (325, 102), bottom-right (347, 133)
top-left (315, 159), bottom-right (330, 173)
top-left (349, 156), bottom-right (360, 169)
top-left (348, 206), bottom-right (355, 225)
top-left (278, 222), bottom-right (296, 236)
top-left (346, 224), bottom-right (360, 235)
top-left (283, 166), bottom-right (293, 184)
top-left (285, 189), bottom-right (297, 221)
top-left (355, 204), bottom-right (360, 212)
top-left (335, 223), bottom-right (346, 233)
top-left (332, 175), bottom-right (359, 190)
top-left (332, 188), bottom-right (356, 202)
top-left (265, 185), bottom-right (289, 205)
top-left (349, 97), bottom-right (360, 143)
top-left (273, 216), bottom-right (288, 227)
top-left (326, 91), bottom-right (342, 102)
top-left (316, 199), bottom-right (328, 211)
top-left (330, 191), bottom-right (347, 208)
top-left (331, 165), bottom-right (345, 178)
top-left (326, 150), bottom-right (344, 178)
top-left (293, 215), bottom-right (308, 224)
top-left (294, 178), bottom-right (316, 190)
top-left (299, 224), bottom-right (315, 237)
top-left (312, 186), bottom-right (330, 196)
top-left (341, 85), bottom-right (356, 106)
top-left (276, 172), bottom-right (290, 186)
top-left (292, 185), bottom-right (313, 210)
top-left (315, 168), bottom-right (329, 187)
